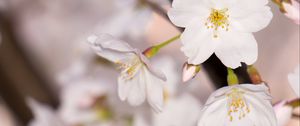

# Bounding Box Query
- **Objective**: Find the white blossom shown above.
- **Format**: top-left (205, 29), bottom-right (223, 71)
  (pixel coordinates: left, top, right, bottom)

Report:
top-left (288, 65), bottom-right (300, 97)
top-left (197, 84), bottom-right (277, 126)
top-left (153, 94), bottom-right (202, 126)
top-left (168, 0), bottom-right (273, 68)
top-left (27, 98), bottom-right (64, 126)
top-left (58, 80), bottom-right (111, 125)
top-left (87, 34), bottom-right (166, 112)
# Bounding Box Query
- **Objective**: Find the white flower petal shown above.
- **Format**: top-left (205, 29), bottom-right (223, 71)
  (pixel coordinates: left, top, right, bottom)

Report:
top-left (139, 54), bottom-right (167, 81)
top-left (198, 99), bottom-right (228, 126)
top-left (154, 94), bottom-right (202, 126)
top-left (171, 0), bottom-right (207, 9)
top-left (198, 84), bottom-right (277, 126)
top-left (245, 95), bottom-right (277, 126)
top-left (145, 67), bottom-right (164, 112)
top-left (168, 0), bottom-right (209, 27)
top-left (58, 80), bottom-right (108, 124)
top-left (87, 34), bottom-right (137, 63)
top-left (215, 32), bottom-right (257, 68)
top-left (230, 6), bottom-right (273, 32)
top-left (27, 98), bottom-right (63, 126)
top-left (181, 23), bottom-right (219, 65)
top-left (118, 70), bottom-right (146, 105)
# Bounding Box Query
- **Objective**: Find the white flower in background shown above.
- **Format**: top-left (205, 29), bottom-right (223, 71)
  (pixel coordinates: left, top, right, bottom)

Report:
top-left (27, 98), bottom-right (64, 126)
top-left (197, 84), bottom-right (277, 126)
top-left (133, 56), bottom-right (202, 126)
top-left (96, 0), bottom-right (168, 40)
top-left (87, 34), bottom-right (166, 112)
top-left (168, 0), bottom-right (273, 68)
top-left (282, 0), bottom-right (300, 25)
top-left (153, 94), bottom-right (202, 126)
top-left (134, 94), bottom-right (202, 126)
top-left (288, 65), bottom-right (299, 96)
top-left (274, 101), bottom-right (293, 126)
top-left (58, 80), bottom-right (111, 125)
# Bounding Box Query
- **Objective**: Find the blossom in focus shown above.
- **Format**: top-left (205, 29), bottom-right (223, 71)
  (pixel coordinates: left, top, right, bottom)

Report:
top-left (27, 98), bottom-right (64, 126)
top-left (95, 0), bottom-right (168, 40)
top-left (282, 0), bottom-right (300, 25)
top-left (197, 84), bottom-right (277, 126)
top-left (288, 65), bottom-right (300, 96)
top-left (168, 0), bottom-right (273, 68)
top-left (87, 34), bottom-right (166, 112)
top-left (274, 101), bottom-right (293, 126)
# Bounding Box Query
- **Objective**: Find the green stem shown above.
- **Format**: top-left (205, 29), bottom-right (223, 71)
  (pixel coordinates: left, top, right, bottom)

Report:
top-left (143, 34), bottom-right (180, 58)
top-left (227, 68), bottom-right (239, 86)
top-left (155, 34), bottom-right (180, 50)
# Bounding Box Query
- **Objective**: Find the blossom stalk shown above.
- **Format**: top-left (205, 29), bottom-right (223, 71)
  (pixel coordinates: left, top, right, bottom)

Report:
top-left (143, 34), bottom-right (180, 58)
top-left (227, 68), bottom-right (239, 86)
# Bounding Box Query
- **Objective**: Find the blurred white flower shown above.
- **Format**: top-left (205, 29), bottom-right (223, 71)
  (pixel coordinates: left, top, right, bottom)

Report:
top-left (168, 0), bottom-right (273, 68)
top-left (197, 84), bottom-right (277, 126)
top-left (288, 65), bottom-right (300, 97)
top-left (87, 34), bottom-right (166, 112)
top-left (58, 80), bottom-right (111, 125)
top-left (56, 61), bottom-right (88, 86)
top-left (274, 101), bottom-right (293, 126)
top-left (27, 98), bottom-right (64, 126)
top-left (282, 0), bottom-right (300, 25)
top-left (153, 93), bottom-right (202, 126)
top-left (95, 0), bottom-right (167, 40)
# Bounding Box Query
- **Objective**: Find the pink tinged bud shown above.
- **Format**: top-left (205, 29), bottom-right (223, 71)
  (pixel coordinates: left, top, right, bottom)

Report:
top-left (283, 0), bottom-right (300, 25)
top-left (182, 62), bottom-right (201, 82)
top-left (143, 46), bottom-right (159, 58)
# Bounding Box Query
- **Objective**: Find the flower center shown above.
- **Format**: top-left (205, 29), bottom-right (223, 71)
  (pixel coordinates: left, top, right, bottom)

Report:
top-left (205, 8), bottom-right (230, 38)
top-left (226, 88), bottom-right (250, 122)
top-left (116, 56), bottom-right (143, 80)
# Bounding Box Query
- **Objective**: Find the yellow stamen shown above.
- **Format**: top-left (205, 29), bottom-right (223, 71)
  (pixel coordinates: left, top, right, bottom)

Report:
top-left (116, 57), bottom-right (142, 80)
top-left (226, 88), bottom-right (250, 122)
top-left (205, 8), bottom-right (230, 38)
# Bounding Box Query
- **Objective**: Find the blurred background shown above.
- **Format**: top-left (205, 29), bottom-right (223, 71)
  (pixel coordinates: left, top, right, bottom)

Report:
top-left (0, 0), bottom-right (299, 126)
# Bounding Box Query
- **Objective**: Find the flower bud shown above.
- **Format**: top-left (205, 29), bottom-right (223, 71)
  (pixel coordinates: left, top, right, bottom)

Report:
top-left (276, 0), bottom-right (300, 25)
top-left (247, 65), bottom-right (263, 84)
top-left (283, 0), bottom-right (300, 24)
top-left (182, 62), bottom-right (201, 82)
top-left (143, 46), bottom-right (159, 58)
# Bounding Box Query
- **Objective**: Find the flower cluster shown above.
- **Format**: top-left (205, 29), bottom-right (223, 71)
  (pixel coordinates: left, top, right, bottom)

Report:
top-left (25, 0), bottom-right (300, 126)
